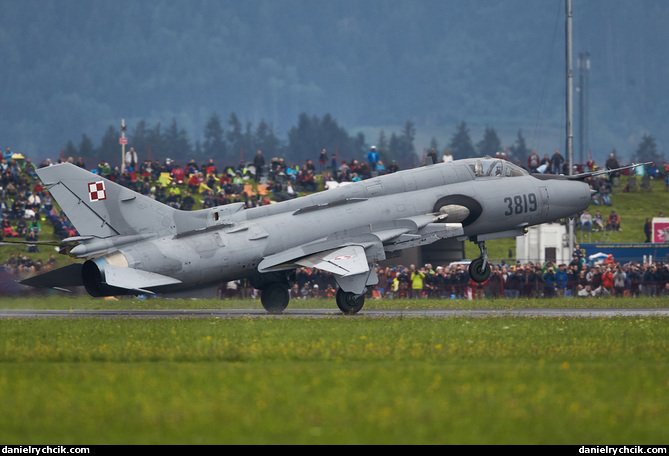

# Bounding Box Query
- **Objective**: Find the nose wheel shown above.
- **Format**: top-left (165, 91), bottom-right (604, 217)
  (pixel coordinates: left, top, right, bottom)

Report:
top-left (468, 241), bottom-right (491, 283)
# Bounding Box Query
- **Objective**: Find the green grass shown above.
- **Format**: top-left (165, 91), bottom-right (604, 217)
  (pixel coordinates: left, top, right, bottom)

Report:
top-left (0, 294), bottom-right (666, 445)
top-left (0, 316), bottom-right (667, 444)
top-left (1, 294), bottom-right (668, 310)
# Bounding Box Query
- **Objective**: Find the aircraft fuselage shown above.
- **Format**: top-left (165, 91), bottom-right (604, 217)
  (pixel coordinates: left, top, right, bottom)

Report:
top-left (24, 158), bottom-right (592, 311)
top-left (90, 158), bottom-right (590, 297)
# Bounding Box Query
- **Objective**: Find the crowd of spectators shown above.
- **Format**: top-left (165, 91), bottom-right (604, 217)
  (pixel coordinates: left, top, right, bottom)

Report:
top-left (2, 252), bottom-right (59, 277)
top-left (223, 255), bottom-right (669, 301)
top-left (393, 256), bottom-right (669, 299)
top-left (2, 145), bottom-right (668, 300)
top-left (87, 149), bottom-right (405, 210)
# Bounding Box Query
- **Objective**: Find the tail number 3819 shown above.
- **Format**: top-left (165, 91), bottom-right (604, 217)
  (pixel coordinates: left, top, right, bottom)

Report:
top-left (503, 193), bottom-right (538, 216)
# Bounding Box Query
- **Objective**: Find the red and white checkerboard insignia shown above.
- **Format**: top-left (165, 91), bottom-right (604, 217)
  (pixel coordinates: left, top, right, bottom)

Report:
top-left (88, 181), bottom-right (107, 202)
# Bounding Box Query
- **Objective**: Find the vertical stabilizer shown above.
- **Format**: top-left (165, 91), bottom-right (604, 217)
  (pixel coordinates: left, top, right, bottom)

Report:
top-left (37, 163), bottom-right (178, 238)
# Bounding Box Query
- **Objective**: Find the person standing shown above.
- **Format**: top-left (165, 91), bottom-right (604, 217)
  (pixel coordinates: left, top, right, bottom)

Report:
top-left (612, 266), bottom-right (627, 297)
top-left (543, 266), bottom-right (557, 298)
top-left (125, 147), bottom-right (138, 170)
top-left (367, 146), bottom-right (379, 173)
top-left (253, 150), bottom-right (265, 182)
top-left (555, 264), bottom-right (569, 296)
top-left (426, 148), bottom-right (438, 165)
top-left (605, 153), bottom-right (621, 183)
top-left (644, 218), bottom-right (652, 242)
top-left (410, 265), bottom-right (425, 299)
top-left (550, 149), bottom-right (564, 174)
top-left (319, 149), bottom-right (327, 173)
top-left (527, 150), bottom-right (540, 172)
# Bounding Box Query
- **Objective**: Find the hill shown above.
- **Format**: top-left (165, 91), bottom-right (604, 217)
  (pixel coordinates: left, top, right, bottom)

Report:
top-left (1, 0), bottom-right (668, 165)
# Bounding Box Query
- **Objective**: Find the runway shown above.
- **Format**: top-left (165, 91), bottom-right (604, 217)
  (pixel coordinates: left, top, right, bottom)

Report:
top-left (1, 308), bottom-right (668, 319)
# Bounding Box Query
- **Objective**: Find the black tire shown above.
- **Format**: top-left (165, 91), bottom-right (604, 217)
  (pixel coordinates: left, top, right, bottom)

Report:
top-left (335, 288), bottom-right (365, 314)
top-left (260, 284), bottom-right (289, 314)
top-left (469, 258), bottom-right (491, 283)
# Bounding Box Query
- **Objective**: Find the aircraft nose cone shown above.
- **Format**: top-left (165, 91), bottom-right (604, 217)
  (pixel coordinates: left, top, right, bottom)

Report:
top-left (580, 182), bottom-right (594, 211)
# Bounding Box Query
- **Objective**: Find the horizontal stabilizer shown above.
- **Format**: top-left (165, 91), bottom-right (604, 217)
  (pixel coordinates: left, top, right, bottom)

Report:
top-left (101, 264), bottom-right (182, 293)
top-left (20, 263), bottom-right (84, 289)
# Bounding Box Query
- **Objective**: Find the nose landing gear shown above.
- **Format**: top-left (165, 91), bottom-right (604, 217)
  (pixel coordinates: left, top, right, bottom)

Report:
top-left (468, 240), bottom-right (491, 283)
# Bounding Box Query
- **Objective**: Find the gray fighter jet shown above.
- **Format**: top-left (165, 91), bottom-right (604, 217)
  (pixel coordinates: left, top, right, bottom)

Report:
top-left (20, 157), bottom-right (633, 313)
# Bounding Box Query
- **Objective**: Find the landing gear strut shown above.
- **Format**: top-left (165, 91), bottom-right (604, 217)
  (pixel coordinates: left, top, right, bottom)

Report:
top-left (468, 241), bottom-right (491, 283)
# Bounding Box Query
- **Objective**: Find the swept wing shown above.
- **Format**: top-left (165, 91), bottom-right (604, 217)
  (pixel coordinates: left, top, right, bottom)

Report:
top-left (258, 213), bottom-right (464, 294)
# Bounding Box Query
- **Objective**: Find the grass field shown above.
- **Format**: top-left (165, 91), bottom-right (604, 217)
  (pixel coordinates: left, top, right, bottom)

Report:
top-left (1, 295), bottom-right (668, 444)
top-left (1, 293), bottom-right (669, 310)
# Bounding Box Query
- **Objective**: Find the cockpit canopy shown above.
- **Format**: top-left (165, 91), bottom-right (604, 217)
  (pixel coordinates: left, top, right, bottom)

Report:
top-left (469, 158), bottom-right (527, 178)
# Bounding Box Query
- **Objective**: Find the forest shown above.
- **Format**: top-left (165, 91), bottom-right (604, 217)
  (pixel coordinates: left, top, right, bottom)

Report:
top-left (1, 0), bottom-right (667, 166)
top-left (62, 112), bottom-right (449, 169)
top-left (61, 111), bottom-right (662, 171)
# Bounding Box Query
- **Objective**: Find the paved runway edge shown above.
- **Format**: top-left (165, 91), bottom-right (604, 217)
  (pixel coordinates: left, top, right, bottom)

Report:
top-left (1, 308), bottom-right (668, 319)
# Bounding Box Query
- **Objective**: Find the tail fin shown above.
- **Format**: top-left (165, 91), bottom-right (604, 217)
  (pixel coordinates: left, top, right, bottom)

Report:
top-left (37, 163), bottom-right (178, 238)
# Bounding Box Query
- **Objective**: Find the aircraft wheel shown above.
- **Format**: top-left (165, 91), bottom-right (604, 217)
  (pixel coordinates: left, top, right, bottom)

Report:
top-left (261, 284), bottom-right (289, 314)
top-left (469, 258), bottom-right (491, 283)
top-left (336, 288), bottom-right (365, 314)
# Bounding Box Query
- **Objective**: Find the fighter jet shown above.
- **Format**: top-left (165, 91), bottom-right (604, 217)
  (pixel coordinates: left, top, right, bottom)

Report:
top-left (20, 157), bottom-right (632, 313)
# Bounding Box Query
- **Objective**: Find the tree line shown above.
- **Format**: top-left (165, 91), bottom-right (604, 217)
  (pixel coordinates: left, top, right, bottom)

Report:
top-left (61, 112), bottom-right (422, 167)
top-left (61, 113), bottom-right (663, 169)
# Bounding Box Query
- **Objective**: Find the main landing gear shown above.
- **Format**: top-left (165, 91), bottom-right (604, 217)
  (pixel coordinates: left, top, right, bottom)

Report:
top-left (260, 286), bottom-right (367, 315)
top-left (257, 281), bottom-right (367, 315)
top-left (252, 271), bottom-right (293, 314)
top-left (468, 240), bottom-right (491, 283)
top-left (254, 271), bottom-right (367, 315)
top-left (260, 283), bottom-right (290, 314)
top-left (335, 288), bottom-right (366, 314)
